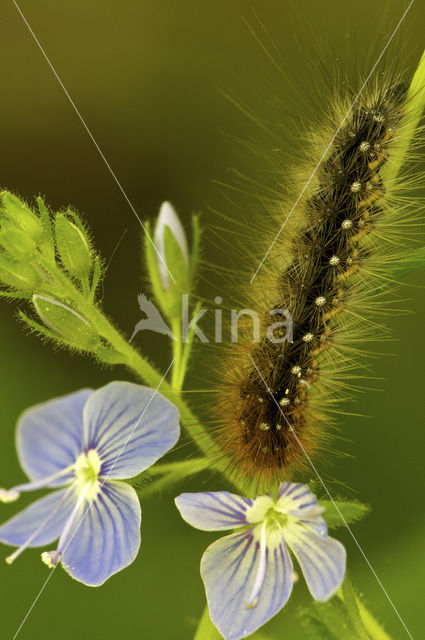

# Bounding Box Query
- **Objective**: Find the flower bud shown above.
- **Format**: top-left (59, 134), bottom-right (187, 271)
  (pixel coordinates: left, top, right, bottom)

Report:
top-left (0, 258), bottom-right (41, 291)
top-left (0, 225), bottom-right (36, 258)
top-left (55, 213), bottom-right (92, 281)
top-left (0, 191), bottom-right (42, 238)
top-left (154, 202), bottom-right (189, 290)
top-left (32, 294), bottom-right (99, 350)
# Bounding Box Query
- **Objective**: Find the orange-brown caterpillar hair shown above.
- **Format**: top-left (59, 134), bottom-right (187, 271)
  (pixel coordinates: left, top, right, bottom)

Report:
top-left (214, 68), bottom-right (423, 489)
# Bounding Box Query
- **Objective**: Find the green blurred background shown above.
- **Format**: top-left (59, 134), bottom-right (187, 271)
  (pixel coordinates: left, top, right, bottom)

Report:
top-left (0, 1), bottom-right (424, 638)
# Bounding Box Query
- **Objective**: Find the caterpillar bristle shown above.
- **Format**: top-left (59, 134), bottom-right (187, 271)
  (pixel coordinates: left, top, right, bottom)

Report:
top-left (212, 65), bottom-right (424, 491)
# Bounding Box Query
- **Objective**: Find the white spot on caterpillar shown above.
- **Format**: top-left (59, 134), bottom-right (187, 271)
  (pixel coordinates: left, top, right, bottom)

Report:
top-left (291, 365), bottom-right (302, 375)
top-left (373, 113), bottom-right (385, 123)
top-left (350, 181), bottom-right (362, 193)
top-left (329, 255), bottom-right (340, 266)
top-left (342, 219), bottom-right (353, 230)
top-left (315, 296), bottom-right (326, 307)
top-left (360, 141), bottom-right (370, 152)
top-left (276, 424), bottom-right (283, 431)
top-left (259, 423), bottom-right (270, 431)
top-left (303, 332), bottom-right (314, 342)
top-left (279, 397), bottom-right (290, 407)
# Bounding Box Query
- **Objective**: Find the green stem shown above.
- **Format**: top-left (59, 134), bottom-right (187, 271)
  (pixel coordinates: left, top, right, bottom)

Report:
top-left (356, 600), bottom-right (393, 640)
top-left (178, 299), bottom-right (202, 389)
top-left (135, 457), bottom-right (211, 499)
top-left (144, 457), bottom-right (210, 477)
top-left (34, 254), bottom-right (226, 476)
top-left (171, 316), bottom-right (183, 390)
top-left (88, 305), bottom-right (228, 475)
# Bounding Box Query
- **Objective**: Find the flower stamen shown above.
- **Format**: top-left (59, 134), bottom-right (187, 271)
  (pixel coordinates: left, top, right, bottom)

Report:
top-left (0, 489), bottom-right (20, 503)
top-left (0, 464), bottom-right (76, 503)
top-left (5, 486), bottom-right (74, 565)
top-left (41, 550), bottom-right (61, 568)
top-left (52, 483), bottom-right (91, 560)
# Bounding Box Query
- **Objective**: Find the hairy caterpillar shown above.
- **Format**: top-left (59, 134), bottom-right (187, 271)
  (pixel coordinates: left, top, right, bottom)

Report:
top-left (214, 66), bottom-right (424, 489)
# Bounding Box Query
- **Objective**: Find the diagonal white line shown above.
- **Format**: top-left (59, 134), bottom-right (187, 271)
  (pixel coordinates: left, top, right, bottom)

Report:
top-left (12, 0), bottom-right (175, 284)
top-left (250, 0), bottom-right (415, 283)
top-left (11, 359), bottom-right (175, 640)
top-left (249, 355), bottom-right (414, 640)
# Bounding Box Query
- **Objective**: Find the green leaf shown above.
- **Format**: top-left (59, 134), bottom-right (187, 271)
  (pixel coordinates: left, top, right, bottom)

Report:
top-left (0, 258), bottom-right (41, 291)
top-left (18, 310), bottom-right (90, 352)
top-left (319, 499), bottom-right (371, 529)
top-left (0, 289), bottom-right (31, 300)
top-left (189, 213), bottom-right (202, 284)
top-left (299, 593), bottom-right (369, 640)
top-left (55, 213), bottom-right (92, 283)
top-left (144, 221), bottom-right (170, 313)
top-left (32, 294), bottom-right (100, 351)
top-left (0, 191), bottom-right (42, 238)
top-left (36, 196), bottom-right (55, 262)
top-left (163, 224), bottom-right (189, 290)
top-left (382, 50), bottom-right (425, 184)
top-left (299, 578), bottom-right (393, 640)
top-left (90, 254), bottom-right (103, 299)
top-left (177, 299), bottom-right (203, 388)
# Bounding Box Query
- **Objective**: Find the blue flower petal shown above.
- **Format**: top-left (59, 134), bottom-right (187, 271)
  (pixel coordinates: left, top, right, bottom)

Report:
top-left (277, 482), bottom-right (321, 516)
top-left (17, 389), bottom-right (92, 485)
top-left (201, 528), bottom-right (294, 640)
top-left (285, 524), bottom-right (346, 601)
top-left (83, 381), bottom-right (180, 479)
top-left (175, 492), bottom-right (255, 531)
top-left (61, 480), bottom-right (141, 586)
top-left (277, 482), bottom-right (327, 537)
top-left (0, 488), bottom-right (76, 547)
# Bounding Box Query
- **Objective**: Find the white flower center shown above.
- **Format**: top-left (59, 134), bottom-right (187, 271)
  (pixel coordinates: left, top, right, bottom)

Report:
top-left (265, 506), bottom-right (289, 530)
top-left (74, 449), bottom-right (101, 499)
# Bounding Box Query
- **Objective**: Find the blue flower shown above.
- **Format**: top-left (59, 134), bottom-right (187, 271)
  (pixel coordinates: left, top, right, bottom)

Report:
top-left (175, 482), bottom-right (346, 640)
top-left (0, 381), bottom-right (179, 586)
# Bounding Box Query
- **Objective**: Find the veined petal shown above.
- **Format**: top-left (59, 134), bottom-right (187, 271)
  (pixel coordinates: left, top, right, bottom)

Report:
top-left (17, 389), bottom-right (92, 485)
top-left (284, 522), bottom-right (346, 601)
top-left (61, 480), bottom-right (141, 586)
top-left (201, 528), bottom-right (294, 640)
top-left (277, 482), bottom-right (326, 535)
top-left (0, 488), bottom-right (76, 547)
top-left (175, 492), bottom-right (256, 531)
top-left (83, 381), bottom-right (179, 479)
